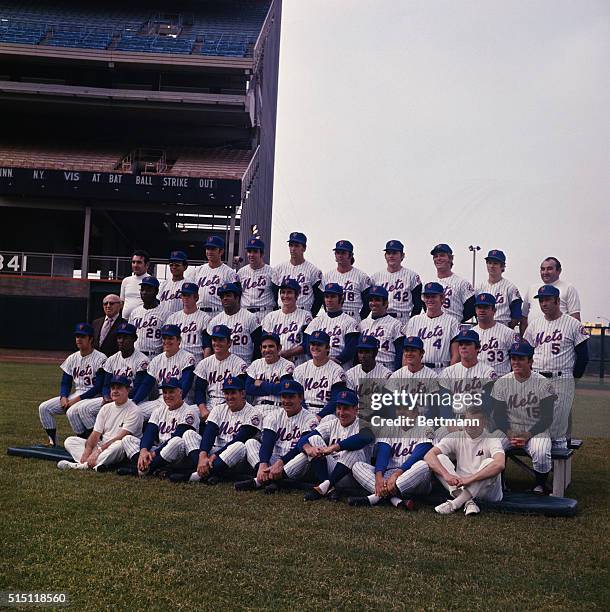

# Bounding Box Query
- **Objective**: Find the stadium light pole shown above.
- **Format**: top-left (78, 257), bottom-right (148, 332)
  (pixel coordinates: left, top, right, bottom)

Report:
top-left (468, 245), bottom-right (480, 288)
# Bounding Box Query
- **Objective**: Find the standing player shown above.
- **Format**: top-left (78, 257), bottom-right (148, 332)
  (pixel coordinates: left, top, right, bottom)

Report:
top-left (272, 232), bottom-right (323, 315)
top-left (237, 237), bottom-right (276, 324)
top-left (304, 283), bottom-right (360, 368)
top-left (472, 293), bottom-right (520, 376)
top-left (158, 250), bottom-right (189, 316)
top-left (345, 335), bottom-right (392, 397)
top-left (128, 276), bottom-right (168, 358)
top-left (207, 282), bottom-right (261, 364)
top-left (261, 279), bottom-right (312, 366)
top-left (187, 236), bottom-right (239, 315)
top-left (322, 240), bottom-right (371, 321)
top-left (476, 250), bottom-right (522, 328)
top-left (404, 282), bottom-right (460, 373)
top-left (166, 282), bottom-right (211, 362)
top-left (120, 250), bottom-right (150, 320)
top-left (38, 323), bottom-right (107, 446)
top-left (523, 285), bottom-right (589, 448)
top-left (430, 243), bottom-right (475, 322)
top-left (371, 240), bottom-right (422, 324)
top-left (359, 286), bottom-right (405, 371)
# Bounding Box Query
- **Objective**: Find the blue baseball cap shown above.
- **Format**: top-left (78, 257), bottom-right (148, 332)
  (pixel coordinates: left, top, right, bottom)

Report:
top-left (169, 250), bottom-right (188, 262)
top-left (287, 232), bottom-right (307, 246)
top-left (369, 285), bottom-right (389, 300)
top-left (180, 282), bottom-right (199, 295)
top-left (422, 281), bottom-right (444, 295)
top-left (204, 235), bottom-right (225, 249)
top-left (403, 336), bottom-right (425, 351)
top-left (485, 249), bottom-right (506, 263)
top-left (160, 324), bottom-right (181, 338)
top-left (334, 240), bottom-right (354, 252)
top-left (356, 335), bottom-right (380, 351)
top-left (279, 379), bottom-right (305, 395)
top-left (475, 293), bottom-right (496, 307)
top-left (534, 285), bottom-right (560, 299)
top-left (509, 341), bottom-right (534, 358)
top-left (217, 282), bottom-right (242, 296)
top-left (110, 375), bottom-right (131, 387)
top-left (279, 278), bottom-right (301, 294)
top-left (453, 329), bottom-right (480, 345)
top-left (323, 282), bottom-right (344, 296)
top-left (430, 243), bottom-right (453, 255)
top-left (246, 237), bottom-right (265, 251)
top-left (260, 331), bottom-right (281, 346)
top-left (140, 276), bottom-right (160, 289)
top-left (309, 330), bottom-right (330, 345)
top-left (223, 376), bottom-right (244, 391)
top-left (336, 389), bottom-right (359, 406)
top-left (210, 324), bottom-right (232, 339)
top-left (74, 322), bottom-right (94, 336)
top-left (160, 377), bottom-right (182, 390)
top-left (115, 322), bottom-right (137, 337)
top-left (384, 240), bottom-right (404, 252)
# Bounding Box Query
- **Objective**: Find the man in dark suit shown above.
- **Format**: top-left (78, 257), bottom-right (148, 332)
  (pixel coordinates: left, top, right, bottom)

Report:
top-left (93, 294), bottom-right (125, 357)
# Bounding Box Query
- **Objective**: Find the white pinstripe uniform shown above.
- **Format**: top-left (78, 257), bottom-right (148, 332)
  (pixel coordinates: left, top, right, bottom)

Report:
top-left (158, 278), bottom-right (186, 315)
top-left (129, 305), bottom-right (169, 357)
top-left (187, 262), bottom-right (239, 312)
top-left (492, 372), bottom-right (555, 472)
top-left (39, 349), bottom-right (107, 431)
top-left (305, 312), bottom-right (359, 365)
top-left (524, 315), bottom-right (589, 445)
top-left (389, 366), bottom-right (440, 396)
top-left (440, 362), bottom-right (497, 414)
top-left (246, 357), bottom-right (295, 414)
top-left (322, 268), bottom-right (371, 322)
top-left (238, 263), bottom-right (276, 324)
top-left (245, 407), bottom-right (319, 470)
top-left (165, 309), bottom-right (211, 362)
top-left (283, 414), bottom-right (371, 479)
top-left (472, 323), bottom-right (520, 376)
top-left (208, 309), bottom-right (260, 365)
top-left (346, 363), bottom-right (392, 417)
top-left (403, 313), bottom-right (460, 373)
top-left (522, 280), bottom-right (581, 319)
top-left (272, 261), bottom-right (323, 313)
top-left (122, 399), bottom-right (199, 464)
top-left (193, 354), bottom-right (248, 408)
top-left (182, 401), bottom-right (262, 469)
top-left (261, 308), bottom-right (312, 366)
top-left (476, 278), bottom-right (521, 326)
top-left (353, 425), bottom-right (434, 496)
top-left (436, 273), bottom-right (474, 321)
top-left (370, 267), bottom-right (421, 323)
top-left (293, 359), bottom-right (347, 416)
top-left (359, 315), bottom-right (404, 371)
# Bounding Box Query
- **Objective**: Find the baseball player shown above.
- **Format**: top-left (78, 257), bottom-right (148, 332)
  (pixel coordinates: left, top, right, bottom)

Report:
top-left (476, 250), bottom-right (522, 328)
top-left (119, 249), bottom-right (149, 320)
top-left (322, 240), bottom-right (372, 321)
top-left (128, 276), bottom-right (169, 358)
top-left (523, 285), bottom-right (589, 448)
top-left (193, 325), bottom-right (248, 423)
top-left (187, 235), bottom-right (239, 315)
top-left (304, 283), bottom-right (360, 368)
top-left (119, 378), bottom-right (199, 477)
top-left (403, 282), bottom-right (460, 373)
top-left (182, 376), bottom-right (262, 484)
top-left (261, 278), bottom-right (312, 366)
top-left (425, 406), bottom-right (505, 515)
top-left (272, 232), bottom-right (323, 315)
top-left (472, 293), bottom-right (520, 376)
top-left (358, 285), bottom-right (405, 371)
top-left (371, 240), bottom-right (423, 323)
top-left (430, 243), bottom-right (475, 322)
top-left (237, 237), bottom-right (276, 324)
top-left (158, 250), bottom-right (189, 315)
top-left (38, 323), bottom-right (106, 446)
top-left (166, 282), bottom-right (211, 362)
top-left (234, 379), bottom-right (319, 493)
top-left (207, 282), bottom-right (261, 364)
top-left (491, 341), bottom-right (555, 493)
top-left (245, 332), bottom-right (295, 415)
top-left (292, 330), bottom-right (348, 417)
top-left (345, 335), bottom-right (392, 397)
top-left (57, 375), bottom-right (142, 471)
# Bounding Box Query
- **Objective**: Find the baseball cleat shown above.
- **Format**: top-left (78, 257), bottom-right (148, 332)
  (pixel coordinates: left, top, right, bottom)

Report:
top-left (303, 487), bottom-right (324, 502)
top-left (464, 500), bottom-right (480, 516)
top-left (188, 472), bottom-right (202, 483)
top-left (263, 483), bottom-right (279, 495)
top-left (116, 466), bottom-right (137, 476)
top-left (532, 485), bottom-right (546, 495)
top-left (234, 479), bottom-right (258, 491)
top-left (434, 501), bottom-right (456, 515)
top-left (168, 472), bottom-right (189, 483)
top-left (398, 498), bottom-right (416, 511)
top-left (347, 496), bottom-right (371, 507)
top-left (205, 475), bottom-right (220, 486)
top-left (57, 460), bottom-right (76, 470)
top-left (326, 488), bottom-right (340, 503)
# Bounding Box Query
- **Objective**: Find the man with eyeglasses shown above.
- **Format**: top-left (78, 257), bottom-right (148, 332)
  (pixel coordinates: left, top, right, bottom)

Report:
top-left (93, 294), bottom-right (125, 357)
top-left (120, 250), bottom-right (150, 320)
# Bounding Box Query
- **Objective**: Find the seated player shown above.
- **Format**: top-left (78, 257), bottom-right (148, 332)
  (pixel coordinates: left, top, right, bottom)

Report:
top-left (57, 376), bottom-right (143, 471)
top-left (491, 341), bottom-right (555, 493)
top-left (245, 332), bottom-right (295, 416)
top-left (119, 378), bottom-right (199, 477)
top-left (128, 276), bottom-right (169, 358)
top-left (234, 380), bottom-right (319, 493)
top-left (181, 376), bottom-right (262, 484)
top-left (425, 406), bottom-right (505, 516)
top-left (38, 322), bottom-right (107, 446)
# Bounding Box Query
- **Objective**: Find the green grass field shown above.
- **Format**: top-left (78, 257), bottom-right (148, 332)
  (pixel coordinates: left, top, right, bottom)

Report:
top-left (1, 362), bottom-right (608, 610)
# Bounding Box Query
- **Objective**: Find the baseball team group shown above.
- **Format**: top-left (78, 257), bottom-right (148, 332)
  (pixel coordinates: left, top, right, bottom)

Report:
top-left (36, 232), bottom-right (589, 516)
